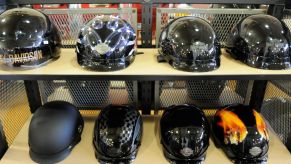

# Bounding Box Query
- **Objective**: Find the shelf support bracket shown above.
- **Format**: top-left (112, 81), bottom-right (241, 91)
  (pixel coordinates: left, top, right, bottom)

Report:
top-left (268, 4), bottom-right (285, 19)
top-left (249, 80), bottom-right (268, 112)
top-left (24, 80), bottom-right (42, 113)
top-left (139, 81), bottom-right (154, 115)
top-left (141, 2), bottom-right (153, 48)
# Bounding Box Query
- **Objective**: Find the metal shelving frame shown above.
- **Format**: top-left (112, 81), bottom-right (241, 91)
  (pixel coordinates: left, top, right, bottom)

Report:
top-left (3, 0), bottom-right (287, 47)
top-left (0, 0), bottom-right (289, 115)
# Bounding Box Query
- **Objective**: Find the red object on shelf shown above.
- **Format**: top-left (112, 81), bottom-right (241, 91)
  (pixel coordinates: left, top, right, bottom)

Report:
top-left (81, 4), bottom-right (89, 8)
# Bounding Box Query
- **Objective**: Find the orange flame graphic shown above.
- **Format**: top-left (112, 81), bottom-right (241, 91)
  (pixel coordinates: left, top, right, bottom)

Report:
top-left (253, 110), bottom-right (269, 140)
top-left (217, 109), bottom-right (247, 145)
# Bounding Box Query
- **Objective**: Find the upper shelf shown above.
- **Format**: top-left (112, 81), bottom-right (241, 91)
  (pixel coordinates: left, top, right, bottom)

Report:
top-left (4, 0), bottom-right (285, 5)
top-left (0, 48), bottom-right (291, 80)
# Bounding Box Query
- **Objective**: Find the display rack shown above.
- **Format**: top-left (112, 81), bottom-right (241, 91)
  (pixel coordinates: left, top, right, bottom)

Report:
top-left (0, 0), bottom-right (291, 163)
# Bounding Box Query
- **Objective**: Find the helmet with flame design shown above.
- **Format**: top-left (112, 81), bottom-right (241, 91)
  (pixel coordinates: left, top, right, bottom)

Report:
top-left (160, 104), bottom-right (210, 163)
top-left (212, 104), bottom-right (269, 163)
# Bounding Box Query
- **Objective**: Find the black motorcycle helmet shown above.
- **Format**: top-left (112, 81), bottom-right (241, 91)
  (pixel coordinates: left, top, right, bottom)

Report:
top-left (0, 120), bottom-right (8, 159)
top-left (159, 16), bottom-right (221, 72)
top-left (76, 15), bottom-right (136, 71)
top-left (160, 104), bottom-right (210, 163)
top-left (28, 101), bottom-right (84, 163)
top-left (0, 8), bottom-right (61, 68)
top-left (212, 104), bottom-right (269, 163)
top-left (225, 14), bottom-right (291, 70)
top-left (93, 105), bottom-right (142, 163)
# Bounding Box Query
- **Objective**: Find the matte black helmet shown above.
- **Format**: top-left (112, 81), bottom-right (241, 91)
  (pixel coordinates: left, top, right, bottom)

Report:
top-left (0, 8), bottom-right (61, 68)
top-left (76, 15), bottom-right (136, 71)
top-left (225, 14), bottom-right (291, 70)
top-left (212, 104), bottom-right (269, 163)
top-left (159, 16), bottom-right (221, 72)
top-left (28, 101), bottom-right (84, 163)
top-left (93, 105), bottom-right (142, 163)
top-left (160, 104), bottom-right (210, 163)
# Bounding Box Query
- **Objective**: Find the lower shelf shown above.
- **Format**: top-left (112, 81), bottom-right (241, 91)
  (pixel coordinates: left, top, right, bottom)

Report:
top-left (2, 115), bottom-right (291, 164)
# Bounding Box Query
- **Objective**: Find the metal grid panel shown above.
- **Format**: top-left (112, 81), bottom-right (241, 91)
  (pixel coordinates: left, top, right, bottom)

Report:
top-left (42, 8), bottom-right (137, 48)
top-left (261, 80), bottom-right (291, 151)
top-left (156, 80), bottom-right (252, 109)
top-left (0, 81), bottom-right (31, 145)
top-left (38, 80), bottom-right (137, 108)
top-left (264, 80), bottom-right (291, 100)
top-left (283, 10), bottom-right (291, 30)
top-left (156, 8), bottom-right (265, 47)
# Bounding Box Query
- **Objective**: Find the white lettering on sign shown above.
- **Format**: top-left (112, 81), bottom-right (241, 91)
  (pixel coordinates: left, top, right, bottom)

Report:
top-left (0, 50), bottom-right (43, 64)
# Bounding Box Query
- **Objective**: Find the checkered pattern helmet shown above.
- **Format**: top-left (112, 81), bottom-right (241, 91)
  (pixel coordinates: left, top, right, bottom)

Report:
top-left (93, 105), bottom-right (142, 163)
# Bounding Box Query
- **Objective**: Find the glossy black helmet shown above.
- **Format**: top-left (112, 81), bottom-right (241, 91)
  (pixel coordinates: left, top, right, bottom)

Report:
top-left (93, 105), bottom-right (142, 163)
top-left (160, 104), bottom-right (210, 163)
top-left (212, 104), bottom-right (269, 163)
top-left (0, 120), bottom-right (8, 159)
top-left (0, 8), bottom-right (61, 68)
top-left (28, 101), bottom-right (84, 163)
top-left (225, 14), bottom-right (291, 70)
top-left (76, 15), bottom-right (136, 71)
top-left (159, 16), bottom-right (221, 72)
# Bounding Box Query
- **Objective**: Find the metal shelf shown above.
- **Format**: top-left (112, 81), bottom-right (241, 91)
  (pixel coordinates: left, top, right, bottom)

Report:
top-left (0, 49), bottom-right (291, 81)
